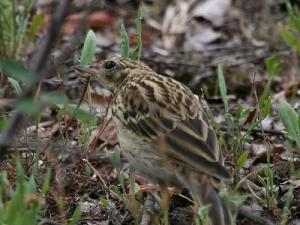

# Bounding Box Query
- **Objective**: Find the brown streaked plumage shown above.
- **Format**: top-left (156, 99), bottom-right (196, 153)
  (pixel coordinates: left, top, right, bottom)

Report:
top-left (75, 56), bottom-right (232, 225)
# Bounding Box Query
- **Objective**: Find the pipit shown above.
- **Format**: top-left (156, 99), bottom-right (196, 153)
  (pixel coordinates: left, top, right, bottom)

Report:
top-left (75, 57), bottom-right (232, 225)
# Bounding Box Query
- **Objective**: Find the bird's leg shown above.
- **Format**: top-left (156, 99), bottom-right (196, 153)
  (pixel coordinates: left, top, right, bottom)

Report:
top-left (160, 185), bottom-right (170, 225)
top-left (139, 183), bottom-right (158, 193)
top-left (131, 177), bottom-right (171, 225)
top-left (131, 174), bottom-right (158, 195)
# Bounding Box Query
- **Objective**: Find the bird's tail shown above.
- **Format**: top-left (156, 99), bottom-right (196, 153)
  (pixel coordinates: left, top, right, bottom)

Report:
top-left (178, 175), bottom-right (230, 225)
top-left (192, 184), bottom-right (229, 225)
top-left (206, 187), bottom-right (228, 225)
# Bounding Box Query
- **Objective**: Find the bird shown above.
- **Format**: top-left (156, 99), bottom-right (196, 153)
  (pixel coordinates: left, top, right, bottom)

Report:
top-left (74, 56), bottom-right (232, 225)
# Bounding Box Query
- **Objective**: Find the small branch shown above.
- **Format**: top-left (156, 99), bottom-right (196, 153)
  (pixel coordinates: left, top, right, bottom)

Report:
top-left (140, 194), bottom-right (156, 225)
top-left (219, 126), bottom-right (285, 136)
top-left (38, 217), bottom-right (61, 225)
top-left (0, 0), bottom-right (70, 158)
top-left (63, 77), bottom-right (90, 137)
top-left (82, 158), bottom-right (120, 200)
top-left (82, 158), bottom-right (107, 189)
top-left (245, 128), bottom-right (285, 136)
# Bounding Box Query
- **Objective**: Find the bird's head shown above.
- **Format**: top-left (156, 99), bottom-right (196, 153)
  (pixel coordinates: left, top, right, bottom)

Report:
top-left (74, 56), bottom-right (151, 93)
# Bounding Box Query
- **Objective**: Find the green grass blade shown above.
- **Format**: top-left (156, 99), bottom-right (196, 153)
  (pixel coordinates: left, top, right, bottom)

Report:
top-left (0, 59), bottom-right (35, 84)
top-left (278, 100), bottom-right (300, 148)
top-left (25, 14), bottom-right (44, 43)
top-left (129, 8), bottom-right (142, 60)
top-left (265, 55), bottom-right (281, 76)
top-left (80, 30), bottom-right (96, 65)
top-left (217, 64), bottom-right (228, 112)
top-left (8, 77), bottom-right (22, 95)
top-left (120, 24), bottom-right (129, 58)
top-left (68, 205), bottom-right (81, 225)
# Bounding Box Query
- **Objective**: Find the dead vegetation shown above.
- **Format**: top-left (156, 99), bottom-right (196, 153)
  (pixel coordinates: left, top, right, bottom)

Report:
top-left (0, 0), bottom-right (300, 225)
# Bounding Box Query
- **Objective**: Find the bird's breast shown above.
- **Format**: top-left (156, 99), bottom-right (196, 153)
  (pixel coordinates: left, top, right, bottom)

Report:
top-left (112, 117), bottom-right (181, 185)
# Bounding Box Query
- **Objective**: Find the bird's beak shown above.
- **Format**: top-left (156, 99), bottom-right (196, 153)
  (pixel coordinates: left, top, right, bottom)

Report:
top-left (72, 65), bottom-right (98, 78)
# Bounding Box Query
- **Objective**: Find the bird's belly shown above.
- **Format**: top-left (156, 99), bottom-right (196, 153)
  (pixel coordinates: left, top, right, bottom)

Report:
top-left (114, 120), bottom-right (180, 185)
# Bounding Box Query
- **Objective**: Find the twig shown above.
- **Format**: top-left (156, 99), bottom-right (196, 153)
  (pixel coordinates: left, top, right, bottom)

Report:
top-left (62, 77), bottom-right (90, 137)
top-left (38, 217), bottom-right (61, 225)
top-left (219, 126), bottom-right (285, 136)
top-left (142, 57), bottom-right (205, 70)
top-left (82, 158), bottom-right (107, 189)
top-left (238, 204), bottom-right (276, 225)
top-left (140, 194), bottom-right (156, 225)
top-left (82, 158), bottom-right (120, 200)
top-left (244, 128), bottom-right (285, 136)
top-left (0, 0), bottom-right (70, 158)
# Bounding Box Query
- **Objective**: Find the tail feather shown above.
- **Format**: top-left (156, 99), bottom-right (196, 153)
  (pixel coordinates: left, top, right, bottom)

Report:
top-left (190, 184), bottom-right (228, 225)
top-left (177, 176), bottom-right (229, 225)
top-left (206, 188), bottom-right (227, 225)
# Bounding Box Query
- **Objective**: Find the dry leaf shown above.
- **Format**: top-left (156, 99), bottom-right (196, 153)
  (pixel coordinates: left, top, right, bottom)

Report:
top-left (162, 1), bottom-right (191, 49)
top-left (45, 11), bottom-right (116, 34)
top-left (192, 0), bottom-right (231, 26)
top-left (184, 25), bottom-right (222, 50)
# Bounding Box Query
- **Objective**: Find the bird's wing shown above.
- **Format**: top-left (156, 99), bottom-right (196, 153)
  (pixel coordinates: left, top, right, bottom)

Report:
top-left (113, 76), bottom-right (231, 181)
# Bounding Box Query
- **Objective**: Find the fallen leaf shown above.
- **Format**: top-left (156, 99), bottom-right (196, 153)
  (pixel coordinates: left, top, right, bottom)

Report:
top-left (243, 107), bottom-right (256, 126)
top-left (45, 11), bottom-right (116, 34)
top-left (261, 116), bottom-right (273, 131)
top-left (89, 11), bottom-right (116, 29)
top-left (251, 143), bottom-right (267, 157)
top-left (129, 33), bottom-right (152, 47)
top-left (162, 1), bottom-right (191, 49)
top-left (184, 25), bottom-right (222, 50)
top-left (88, 117), bottom-right (118, 150)
top-left (192, 0), bottom-right (232, 26)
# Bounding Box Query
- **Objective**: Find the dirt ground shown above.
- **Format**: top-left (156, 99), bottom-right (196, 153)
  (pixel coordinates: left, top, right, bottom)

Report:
top-left (1, 0), bottom-right (300, 225)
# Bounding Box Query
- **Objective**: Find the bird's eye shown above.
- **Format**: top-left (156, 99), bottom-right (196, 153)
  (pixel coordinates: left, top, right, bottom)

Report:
top-left (103, 61), bottom-right (116, 70)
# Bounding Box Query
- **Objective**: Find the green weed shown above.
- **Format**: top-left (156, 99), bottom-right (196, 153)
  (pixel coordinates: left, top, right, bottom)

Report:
top-left (120, 8), bottom-right (143, 60)
top-left (0, 156), bottom-right (49, 225)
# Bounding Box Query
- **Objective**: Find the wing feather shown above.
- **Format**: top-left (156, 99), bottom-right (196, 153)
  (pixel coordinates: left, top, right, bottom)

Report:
top-left (114, 77), bottom-right (231, 181)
